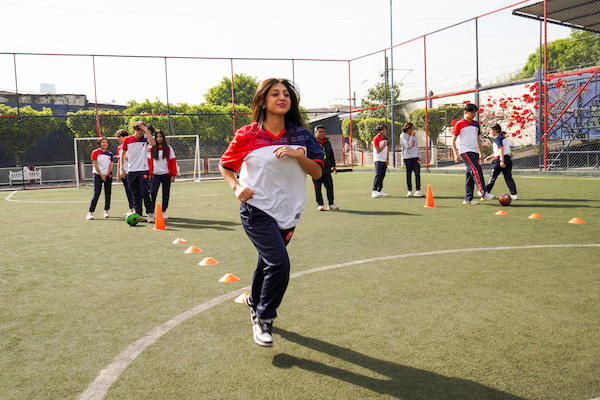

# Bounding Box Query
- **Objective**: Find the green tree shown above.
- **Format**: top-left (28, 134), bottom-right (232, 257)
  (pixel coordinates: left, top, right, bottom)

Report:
top-left (341, 117), bottom-right (403, 149)
top-left (0, 105), bottom-right (57, 165)
top-left (124, 100), bottom-right (194, 135)
top-left (66, 109), bottom-right (125, 138)
top-left (360, 82), bottom-right (405, 124)
top-left (204, 73), bottom-right (260, 107)
top-left (409, 106), bottom-right (463, 145)
top-left (175, 103), bottom-right (250, 143)
top-left (341, 82), bottom-right (405, 149)
top-left (517, 30), bottom-right (600, 79)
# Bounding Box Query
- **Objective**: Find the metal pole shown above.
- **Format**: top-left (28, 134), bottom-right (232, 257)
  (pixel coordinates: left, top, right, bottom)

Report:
top-left (348, 61), bottom-right (354, 168)
top-left (230, 59), bottom-right (236, 134)
top-left (92, 55), bottom-right (101, 137)
top-left (423, 36), bottom-right (429, 169)
top-left (164, 57), bottom-right (173, 135)
top-left (543, 0), bottom-right (548, 170)
top-left (13, 54), bottom-right (25, 189)
top-left (390, 0), bottom-right (396, 167)
top-left (538, 20), bottom-right (543, 169)
top-left (475, 18), bottom-right (480, 107)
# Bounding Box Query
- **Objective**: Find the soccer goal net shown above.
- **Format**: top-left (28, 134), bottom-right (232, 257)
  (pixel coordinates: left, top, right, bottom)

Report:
top-left (74, 135), bottom-right (201, 188)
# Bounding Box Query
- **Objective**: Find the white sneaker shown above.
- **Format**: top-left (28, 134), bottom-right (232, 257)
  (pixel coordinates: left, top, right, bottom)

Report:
top-left (317, 205), bottom-right (325, 211)
top-left (372, 191), bottom-right (381, 198)
top-left (406, 191), bottom-right (412, 197)
top-left (162, 212), bottom-right (168, 219)
top-left (481, 192), bottom-right (496, 201)
top-left (147, 213), bottom-right (155, 223)
top-left (462, 200), bottom-right (479, 205)
top-left (511, 194), bottom-right (519, 200)
top-left (252, 318), bottom-right (273, 347)
top-left (379, 191), bottom-right (389, 197)
top-left (103, 211), bottom-right (109, 218)
top-left (414, 190), bottom-right (424, 197)
top-left (477, 190), bottom-right (483, 197)
top-left (86, 212), bottom-right (94, 220)
top-left (328, 204), bottom-right (339, 210)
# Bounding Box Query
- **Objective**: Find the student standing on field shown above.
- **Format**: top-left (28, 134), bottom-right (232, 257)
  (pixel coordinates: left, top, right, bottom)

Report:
top-left (148, 129), bottom-right (178, 219)
top-left (451, 103), bottom-right (495, 205)
top-left (372, 123), bottom-right (389, 198)
top-left (312, 124), bottom-right (338, 211)
top-left (115, 129), bottom-right (135, 214)
top-left (484, 124), bottom-right (518, 199)
top-left (400, 122), bottom-right (424, 198)
top-left (87, 137), bottom-right (114, 220)
top-left (120, 121), bottom-right (156, 222)
top-left (219, 78), bottom-right (324, 347)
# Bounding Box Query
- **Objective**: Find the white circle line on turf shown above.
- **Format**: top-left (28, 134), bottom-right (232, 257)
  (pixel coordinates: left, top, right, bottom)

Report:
top-left (79, 243), bottom-right (600, 400)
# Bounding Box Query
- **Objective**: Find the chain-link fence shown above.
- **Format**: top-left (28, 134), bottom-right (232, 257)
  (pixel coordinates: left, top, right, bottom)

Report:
top-left (2, 0), bottom-right (599, 191)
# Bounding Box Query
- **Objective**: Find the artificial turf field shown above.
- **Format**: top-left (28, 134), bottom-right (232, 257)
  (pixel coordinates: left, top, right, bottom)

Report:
top-left (1, 171), bottom-right (599, 400)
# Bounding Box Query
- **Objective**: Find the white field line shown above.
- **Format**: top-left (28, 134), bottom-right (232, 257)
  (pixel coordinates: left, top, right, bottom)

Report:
top-left (79, 243), bottom-right (600, 400)
top-left (4, 192), bottom-right (228, 203)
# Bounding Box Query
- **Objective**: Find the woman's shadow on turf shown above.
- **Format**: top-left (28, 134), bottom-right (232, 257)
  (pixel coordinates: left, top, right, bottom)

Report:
top-left (272, 328), bottom-right (526, 400)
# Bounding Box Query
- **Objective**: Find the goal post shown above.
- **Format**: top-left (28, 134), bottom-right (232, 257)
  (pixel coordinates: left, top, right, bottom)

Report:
top-left (74, 135), bottom-right (201, 189)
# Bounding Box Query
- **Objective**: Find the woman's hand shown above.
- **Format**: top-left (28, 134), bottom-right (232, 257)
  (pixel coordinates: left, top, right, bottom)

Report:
top-left (273, 146), bottom-right (302, 159)
top-left (234, 185), bottom-right (255, 203)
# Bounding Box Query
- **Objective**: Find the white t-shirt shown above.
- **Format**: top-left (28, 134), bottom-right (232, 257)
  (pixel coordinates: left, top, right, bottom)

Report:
top-left (493, 134), bottom-right (511, 157)
top-left (452, 119), bottom-right (480, 154)
top-left (220, 123), bottom-right (324, 230)
top-left (373, 134), bottom-right (388, 163)
top-left (91, 149), bottom-right (114, 175)
top-left (123, 135), bottom-right (150, 172)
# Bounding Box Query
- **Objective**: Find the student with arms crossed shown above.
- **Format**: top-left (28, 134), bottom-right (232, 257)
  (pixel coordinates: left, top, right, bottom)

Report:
top-left (148, 129), bottom-right (178, 219)
top-left (372, 123), bottom-right (389, 198)
top-left (87, 137), bottom-right (114, 220)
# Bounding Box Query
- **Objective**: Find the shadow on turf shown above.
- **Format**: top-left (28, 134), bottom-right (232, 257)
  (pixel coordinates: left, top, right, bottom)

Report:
top-left (153, 217), bottom-right (239, 231)
top-left (273, 328), bottom-right (525, 400)
top-left (336, 209), bottom-right (415, 216)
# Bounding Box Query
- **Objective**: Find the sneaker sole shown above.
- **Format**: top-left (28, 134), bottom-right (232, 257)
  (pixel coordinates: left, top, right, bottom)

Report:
top-left (253, 333), bottom-right (273, 347)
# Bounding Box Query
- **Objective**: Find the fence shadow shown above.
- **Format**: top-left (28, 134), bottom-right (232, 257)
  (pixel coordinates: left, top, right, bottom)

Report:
top-left (273, 328), bottom-right (526, 400)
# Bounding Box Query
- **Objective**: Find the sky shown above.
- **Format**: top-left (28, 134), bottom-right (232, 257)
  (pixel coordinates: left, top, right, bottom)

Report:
top-left (0, 0), bottom-right (572, 108)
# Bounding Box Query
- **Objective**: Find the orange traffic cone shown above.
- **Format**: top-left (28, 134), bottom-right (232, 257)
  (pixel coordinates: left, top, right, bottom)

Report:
top-left (495, 210), bottom-right (508, 215)
top-left (185, 246), bottom-right (202, 253)
top-left (234, 292), bottom-right (250, 304)
top-left (424, 184), bottom-right (435, 208)
top-left (199, 257), bottom-right (219, 266)
top-left (172, 238), bottom-right (188, 244)
top-left (528, 214), bottom-right (542, 219)
top-left (568, 217), bottom-right (585, 224)
top-left (219, 273), bottom-right (240, 283)
top-left (153, 203), bottom-right (166, 230)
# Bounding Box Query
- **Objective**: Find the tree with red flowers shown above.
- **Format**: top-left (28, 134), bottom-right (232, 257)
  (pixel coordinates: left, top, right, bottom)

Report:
top-left (477, 83), bottom-right (540, 143)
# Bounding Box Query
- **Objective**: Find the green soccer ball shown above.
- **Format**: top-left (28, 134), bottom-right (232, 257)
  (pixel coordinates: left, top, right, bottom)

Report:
top-left (126, 212), bottom-right (140, 226)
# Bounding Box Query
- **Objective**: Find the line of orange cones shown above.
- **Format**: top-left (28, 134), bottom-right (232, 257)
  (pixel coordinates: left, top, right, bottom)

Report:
top-left (153, 202), bottom-right (242, 284)
top-left (423, 185), bottom-right (585, 223)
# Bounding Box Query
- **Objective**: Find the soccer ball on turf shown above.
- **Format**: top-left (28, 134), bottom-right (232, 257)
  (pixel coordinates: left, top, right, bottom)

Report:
top-left (499, 194), bottom-right (512, 206)
top-left (126, 212), bottom-right (140, 226)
